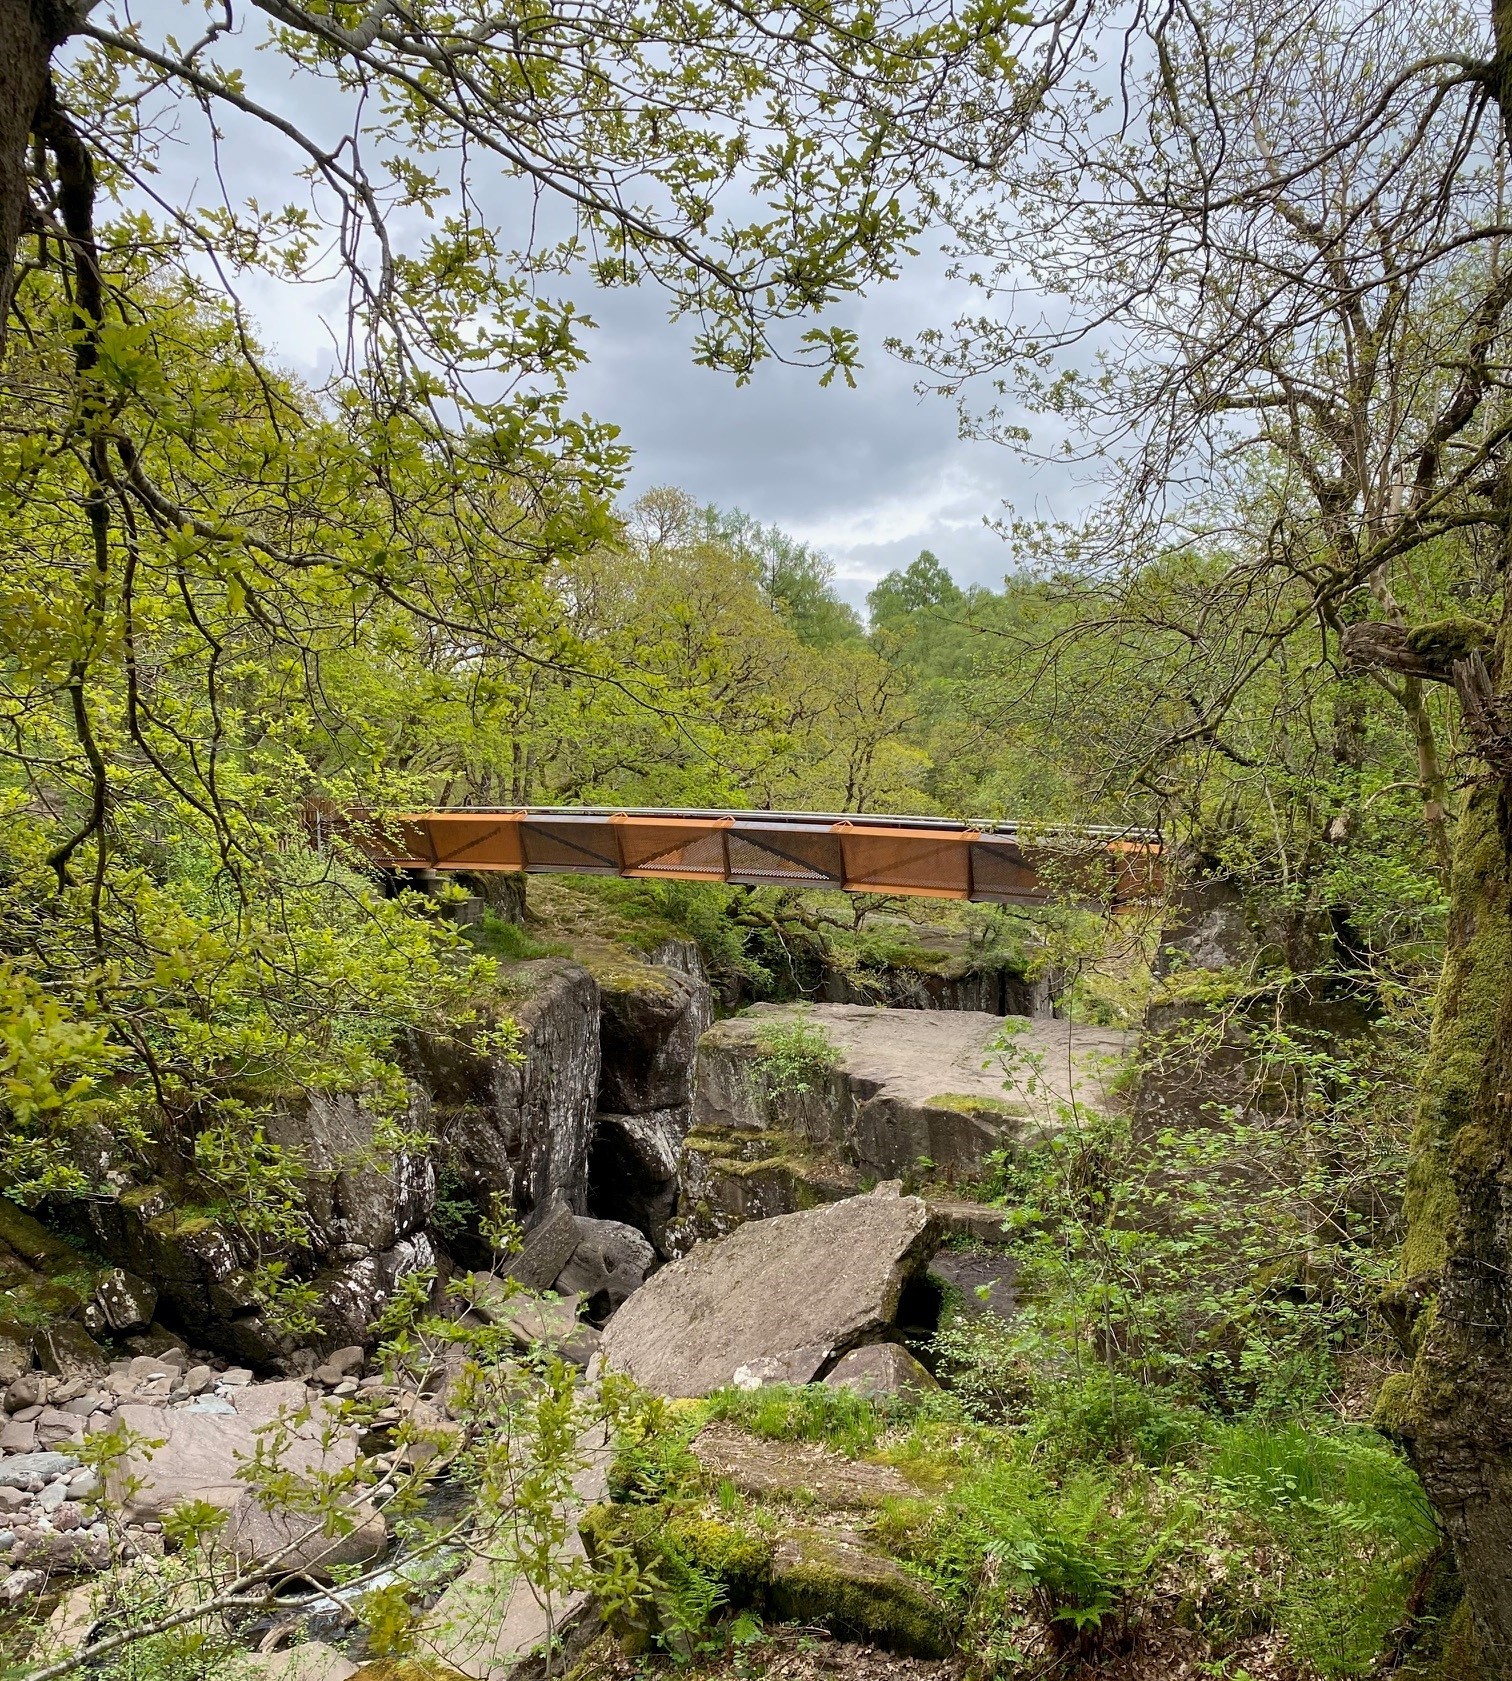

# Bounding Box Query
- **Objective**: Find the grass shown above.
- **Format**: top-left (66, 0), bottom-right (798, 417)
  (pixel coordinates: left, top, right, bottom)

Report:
top-left (463, 911), bottom-right (566, 962)
top-left (703, 1383), bottom-right (884, 1456)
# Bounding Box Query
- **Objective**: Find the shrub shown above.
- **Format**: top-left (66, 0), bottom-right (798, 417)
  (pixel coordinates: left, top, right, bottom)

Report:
top-left (897, 1454), bottom-right (1171, 1658)
top-left (1027, 1365), bottom-right (1202, 1469)
top-left (751, 1014), bottom-right (842, 1100)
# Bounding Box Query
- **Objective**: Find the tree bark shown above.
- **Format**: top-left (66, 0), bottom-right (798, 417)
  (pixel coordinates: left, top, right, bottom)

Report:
top-left (0, 0), bottom-right (75, 344)
top-left (1392, 26), bottom-right (1512, 1664)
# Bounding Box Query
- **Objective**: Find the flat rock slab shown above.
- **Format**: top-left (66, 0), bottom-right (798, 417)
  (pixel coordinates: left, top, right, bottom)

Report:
top-left (599, 1186), bottom-right (936, 1397)
top-left (921, 1196), bottom-right (1010, 1246)
top-left (709, 1003), bottom-right (1127, 1125)
top-left (695, 1004), bottom-right (1130, 1183)
top-left (462, 1277), bottom-right (584, 1351)
top-left (504, 1194), bottom-right (580, 1293)
top-left (109, 1381), bottom-right (384, 1574)
top-left (692, 1424), bottom-right (918, 1508)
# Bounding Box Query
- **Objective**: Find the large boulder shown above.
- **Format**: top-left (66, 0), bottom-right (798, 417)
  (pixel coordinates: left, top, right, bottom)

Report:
top-left (418, 1417), bottom-right (613, 1680)
top-left (597, 960), bottom-right (711, 1115)
top-left (110, 1382), bottom-right (336, 1516)
top-left (34, 1321), bottom-right (108, 1381)
top-left (823, 1342), bottom-right (938, 1400)
top-left (64, 1187), bottom-right (295, 1368)
top-left (234, 1644), bottom-right (358, 1681)
top-left (94, 1268), bottom-right (158, 1334)
top-left (599, 1185), bottom-right (937, 1397)
top-left (556, 1216), bottom-right (655, 1318)
top-left (503, 1193), bottom-right (581, 1291)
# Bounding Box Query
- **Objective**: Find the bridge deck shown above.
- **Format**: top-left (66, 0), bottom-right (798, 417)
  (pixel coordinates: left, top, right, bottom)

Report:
top-left (326, 807), bottom-right (1160, 906)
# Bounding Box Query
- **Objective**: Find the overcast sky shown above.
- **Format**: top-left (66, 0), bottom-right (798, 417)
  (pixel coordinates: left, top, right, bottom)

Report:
top-left (90, 2), bottom-right (1092, 611)
top-left (564, 267), bottom-right (1073, 609)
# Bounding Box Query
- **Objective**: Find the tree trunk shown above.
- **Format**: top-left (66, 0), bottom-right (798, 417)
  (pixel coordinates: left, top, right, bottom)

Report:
top-left (1398, 771), bottom-right (1512, 1671)
top-left (1399, 11), bottom-right (1512, 1630)
top-left (0, 0), bottom-right (73, 343)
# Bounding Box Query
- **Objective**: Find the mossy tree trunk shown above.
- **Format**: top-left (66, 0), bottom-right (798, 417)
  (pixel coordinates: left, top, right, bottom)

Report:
top-left (1399, 781), bottom-right (1512, 1668)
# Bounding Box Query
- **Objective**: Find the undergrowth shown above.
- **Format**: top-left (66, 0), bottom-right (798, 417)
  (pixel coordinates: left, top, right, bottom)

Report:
top-left (463, 909), bottom-right (566, 962)
top-left (594, 981), bottom-right (1438, 1678)
top-left (604, 1369), bottom-right (1438, 1678)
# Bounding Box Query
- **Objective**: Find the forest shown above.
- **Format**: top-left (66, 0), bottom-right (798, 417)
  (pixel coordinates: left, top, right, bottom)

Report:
top-left (0, 0), bottom-right (1510, 1676)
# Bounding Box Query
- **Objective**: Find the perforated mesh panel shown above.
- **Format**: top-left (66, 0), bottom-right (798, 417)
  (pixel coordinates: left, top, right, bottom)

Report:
top-left (727, 828), bottom-right (844, 884)
top-left (968, 839), bottom-right (1040, 903)
top-left (621, 828), bottom-right (728, 877)
top-left (615, 821), bottom-right (727, 875)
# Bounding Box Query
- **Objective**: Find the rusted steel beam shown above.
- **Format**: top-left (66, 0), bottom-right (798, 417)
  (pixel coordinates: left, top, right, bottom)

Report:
top-left (316, 806), bottom-right (1161, 906)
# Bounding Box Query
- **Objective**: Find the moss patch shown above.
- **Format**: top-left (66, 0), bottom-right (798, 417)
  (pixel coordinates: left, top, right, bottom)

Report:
top-left (0, 1200), bottom-right (84, 1275)
top-left (1402, 788), bottom-right (1512, 1282)
top-left (583, 1501), bottom-right (774, 1606)
top-left (524, 876), bottom-right (686, 957)
top-left (350, 1663), bottom-right (472, 1681)
top-left (681, 1128), bottom-right (858, 1220)
top-left (769, 1529), bottom-right (955, 1658)
top-left (924, 1092), bottom-right (1024, 1120)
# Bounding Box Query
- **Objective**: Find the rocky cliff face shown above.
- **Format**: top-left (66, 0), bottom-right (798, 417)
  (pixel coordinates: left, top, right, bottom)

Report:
top-left (50, 941), bottom-right (718, 1367)
top-left (676, 1003), bottom-right (1129, 1246)
top-left (412, 957), bottom-right (603, 1224)
top-left (53, 959), bottom-right (601, 1364)
top-left (819, 962), bottom-right (1047, 1015)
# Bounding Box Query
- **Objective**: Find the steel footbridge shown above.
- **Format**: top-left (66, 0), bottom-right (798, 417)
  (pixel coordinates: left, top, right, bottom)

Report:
top-left (321, 807), bottom-right (1161, 907)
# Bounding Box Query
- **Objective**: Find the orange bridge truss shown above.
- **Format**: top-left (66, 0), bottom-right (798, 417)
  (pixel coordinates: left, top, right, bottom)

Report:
top-left (323, 807), bottom-right (1161, 907)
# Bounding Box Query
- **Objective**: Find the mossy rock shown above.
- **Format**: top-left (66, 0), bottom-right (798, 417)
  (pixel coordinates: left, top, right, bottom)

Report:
top-left (145, 1210), bottom-right (219, 1241)
top-left (924, 1092), bottom-right (1023, 1120)
top-left (769, 1529), bottom-right (955, 1658)
top-left (350, 1663), bottom-right (471, 1681)
top-left (0, 1278), bottom-right (85, 1329)
top-left (0, 1200), bottom-right (82, 1276)
top-left (582, 1501), bottom-right (774, 1654)
top-left (589, 953), bottom-right (680, 1000)
top-left (583, 1502), bottom-right (952, 1659)
top-left (582, 1502), bottom-right (773, 1602)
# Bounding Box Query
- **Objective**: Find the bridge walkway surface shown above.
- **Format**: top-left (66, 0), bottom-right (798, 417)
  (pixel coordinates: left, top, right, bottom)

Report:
top-left (323, 806), bottom-right (1160, 907)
